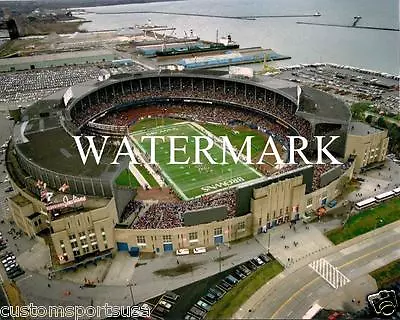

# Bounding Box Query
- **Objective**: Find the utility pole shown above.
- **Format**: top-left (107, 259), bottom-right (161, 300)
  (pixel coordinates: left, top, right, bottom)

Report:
top-left (219, 249), bottom-right (222, 273)
top-left (216, 246), bottom-right (222, 273)
top-left (267, 232), bottom-right (271, 254)
top-left (127, 282), bottom-right (135, 305)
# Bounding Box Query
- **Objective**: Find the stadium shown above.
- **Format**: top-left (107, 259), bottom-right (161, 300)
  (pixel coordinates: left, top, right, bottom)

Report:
top-left (6, 71), bottom-right (369, 266)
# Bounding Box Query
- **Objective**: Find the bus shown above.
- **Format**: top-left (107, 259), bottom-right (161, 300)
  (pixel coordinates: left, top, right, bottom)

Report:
top-left (355, 197), bottom-right (376, 211)
top-left (303, 303), bottom-right (322, 319)
top-left (375, 191), bottom-right (395, 203)
top-left (393, 187), bottom-right (400, 195)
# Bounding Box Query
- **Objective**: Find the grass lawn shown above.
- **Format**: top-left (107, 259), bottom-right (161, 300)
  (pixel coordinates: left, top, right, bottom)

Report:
top-left (370, 259), bottom-right (400, 288)
top-left (326, 198), bottom-right (400, 244)
top-left (135, 164), bottom-right (159, 188)
top-left (3, 281), bottom-right (25, 307)
top-left (130, 117), bottom-right (182, 132)
top-left (115, 169), bottom-right (140, 188)
top-left (206, 260), bottom-right (283, 319)
top-left (131, 122), bottom-right (261, 199)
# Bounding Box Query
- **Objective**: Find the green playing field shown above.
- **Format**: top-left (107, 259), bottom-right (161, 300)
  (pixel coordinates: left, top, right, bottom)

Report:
top-left (130, 122), bottom-right (262, 200)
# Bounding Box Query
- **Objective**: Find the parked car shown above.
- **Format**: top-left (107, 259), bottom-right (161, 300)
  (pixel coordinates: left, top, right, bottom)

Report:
top-left (184, 313), bottom-right (200, 320)
top-left (245, 261), bottom-right (257, 271)
top-left (238, 264), bottom-right (251, 275)
top-left (163, 291), bottom-right (180, 303)
top-left (209, 287), bottom-right (225, 299)
top-left (217, 280), bottom-right (231, 292)
top-left (193, 247), bottom-right (207, 254)
top-left (225, 274), bottom-right (239, 286)
top-left (152, 305), bottom-right (169, 317)
top-left (0, 252), bottom-right (12, 259)
top-left (328, 200), bottom-right (337, 208)
top-left (234, 269), bottom-right (246, 279)
top-left (259, 254), bottom-right (271, 263)
top-left (8, 269), bottom-right (25, 279)
top-left (252, 257), bottom-right (264, 266)
top-left (159, 300), bottom-right (173, 310)
top-left (202, 292), bottom-right (217, 304)
top-left (196, 300), bottom-right (211, 311)
top-left (2, 255), bottom-right (15, 265)
top-left (189, 306), bottom-right (207, 319)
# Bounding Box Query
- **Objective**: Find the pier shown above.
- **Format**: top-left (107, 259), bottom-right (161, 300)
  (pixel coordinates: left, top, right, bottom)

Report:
top-left (296, 21), bottom-right (399, 32)
top-left (98, 11), bottom-right (322, 20)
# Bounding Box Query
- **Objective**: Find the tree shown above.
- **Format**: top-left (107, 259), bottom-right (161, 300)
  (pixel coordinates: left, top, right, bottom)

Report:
top-left (387, 123), bottom-right (400, 155)
top-left (365, 115), bottom-right (373, 124)
top-left (376, 117), bottom-right (387, 129)
top-left (351, 102), bottom-right (371, 120)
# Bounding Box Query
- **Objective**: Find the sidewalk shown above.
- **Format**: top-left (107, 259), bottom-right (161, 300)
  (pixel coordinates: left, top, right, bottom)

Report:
top-left (256, 221), bottom-right (334, 267)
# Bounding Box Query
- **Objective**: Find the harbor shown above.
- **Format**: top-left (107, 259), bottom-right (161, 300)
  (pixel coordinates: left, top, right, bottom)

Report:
top-left (125, 24), bottom-right (291, 70)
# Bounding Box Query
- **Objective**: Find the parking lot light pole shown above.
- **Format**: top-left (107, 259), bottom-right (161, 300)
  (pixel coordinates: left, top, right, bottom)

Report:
top-left (127, 282), bottom-right (135, 305)
top-left (267, 232), bottom-right (271, 254)
top-left (216, 246), bottom-right (222, 273)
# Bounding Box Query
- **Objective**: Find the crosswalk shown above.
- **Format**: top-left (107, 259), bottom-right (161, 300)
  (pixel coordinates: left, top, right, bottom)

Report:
top-left (309, 258), bottom-right (350, 289)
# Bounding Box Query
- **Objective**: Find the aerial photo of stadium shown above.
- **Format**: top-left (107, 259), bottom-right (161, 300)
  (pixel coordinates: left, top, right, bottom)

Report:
top-left (1, 1), bottom-right (399, 318)
top-left (4, 71), bottom-right (371, 264)
top-left (2, 59), bottom-right (396, 320)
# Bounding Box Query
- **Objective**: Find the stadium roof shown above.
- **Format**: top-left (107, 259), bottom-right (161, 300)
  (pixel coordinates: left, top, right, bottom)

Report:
top-left (16, 127), bottom-right (120, 179)
top-left (349, 121), bottom-right (383, 136)
top-left (299, 86), bottom-right (351, 122)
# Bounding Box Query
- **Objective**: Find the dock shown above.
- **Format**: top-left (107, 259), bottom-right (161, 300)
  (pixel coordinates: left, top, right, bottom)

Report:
top-left (159, 47), bottom-right (291, 70)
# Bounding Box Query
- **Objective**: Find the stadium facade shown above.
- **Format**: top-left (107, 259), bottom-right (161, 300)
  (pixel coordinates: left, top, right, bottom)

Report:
top-left (5, 71), bottom-right (387, 267)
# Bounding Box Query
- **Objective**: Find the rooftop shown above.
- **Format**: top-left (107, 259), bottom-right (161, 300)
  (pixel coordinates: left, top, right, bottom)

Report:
top-left (0, 49), bottom-right (115, 66)
top-left (10, 194), bottom-right (32, 207)
top-left (349, 121), bottom-right (383, 136)
top-left (300, 86), bottom-right (351, 121)
top-left (28, 212), bottom-right (41, 220)
top-left (17, 127), bottom-right (120, 179)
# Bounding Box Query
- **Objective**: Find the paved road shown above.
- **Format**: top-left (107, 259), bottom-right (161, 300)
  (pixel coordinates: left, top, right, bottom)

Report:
top-left (235, 220), bottom-right (400, 319)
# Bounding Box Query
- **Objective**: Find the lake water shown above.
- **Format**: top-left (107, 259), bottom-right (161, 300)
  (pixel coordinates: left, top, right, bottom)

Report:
top-left (77, 0), bottom-right (399, 73)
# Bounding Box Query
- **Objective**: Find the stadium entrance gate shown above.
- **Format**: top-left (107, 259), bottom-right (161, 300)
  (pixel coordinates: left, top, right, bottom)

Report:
top-left (214, 235), bottom-right (223, 245)
top-left (163, 243), bottom-right (173, 252)
top-left (117, 242), bottom-right (129, 251)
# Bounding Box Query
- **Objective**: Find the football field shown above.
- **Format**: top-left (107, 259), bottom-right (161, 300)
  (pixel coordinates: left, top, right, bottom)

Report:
top-left (130, 122), bottom-right (262, 200)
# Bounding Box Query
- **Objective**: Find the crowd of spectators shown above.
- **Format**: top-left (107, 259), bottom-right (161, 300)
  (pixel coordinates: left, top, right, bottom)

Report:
top-left (120, 200), bottom-right (144, 222)
top-left (71, 78), bottom-right (312, 139)
top-left (131, 189), bottom-right (236, 229)
top-left (95, 102), bottom-right (294, 142)
top-left (312, 164), bottom-right (336, 190)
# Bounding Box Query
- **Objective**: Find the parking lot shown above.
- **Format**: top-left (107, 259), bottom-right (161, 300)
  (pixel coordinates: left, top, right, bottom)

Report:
top-left (146, 254), bottom-right (275, 320)
top-left (277, 63), bottom-right (399, 115)
top-left (0, 113), bottom-right (36, 282)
